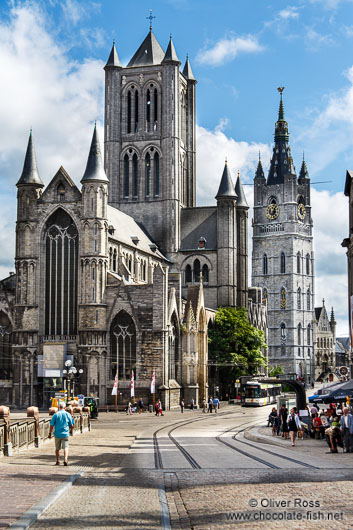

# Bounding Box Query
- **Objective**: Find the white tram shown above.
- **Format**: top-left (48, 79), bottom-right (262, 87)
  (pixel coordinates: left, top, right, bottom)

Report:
top-left (243, 380), bottom-right (281, 406)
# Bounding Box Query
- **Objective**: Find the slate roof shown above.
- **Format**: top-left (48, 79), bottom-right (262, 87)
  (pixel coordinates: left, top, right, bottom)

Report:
top-left (180, 207), bottom-right (217, 250)
top-left (105, 43), bottom-right (122, 68)
top-left (216, 163), bottom-right (237, 199)
top-left (235, 175), bottom-right (249, 208)
top-left (17, 132), bottom-right (44, 187)
top-left (127, 31), bottom-right (165, 67)
top-left (163, 37), bottom-right (180, 64)
top-left (182, 57), bottom-right (196, 81)
top-left (315, 307), bottom-right (322, 321)
top-left (81, 126), bottom-right (109, 183)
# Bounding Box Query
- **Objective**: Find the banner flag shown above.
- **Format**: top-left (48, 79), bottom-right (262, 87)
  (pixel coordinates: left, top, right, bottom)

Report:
top-left (131, 370), bottom-right (135, 397)
top-left (151, 369), bottom-right (155, 394)
top-left (111, 371), bottom-right (118, 396)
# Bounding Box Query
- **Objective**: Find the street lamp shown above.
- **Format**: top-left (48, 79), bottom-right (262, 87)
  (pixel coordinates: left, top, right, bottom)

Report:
top-left (63, 361), bottom-right (84, 402)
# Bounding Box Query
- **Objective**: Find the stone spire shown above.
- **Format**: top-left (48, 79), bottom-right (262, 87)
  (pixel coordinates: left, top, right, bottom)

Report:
top-left (182, 55), bottom-right (196, 81)
top-left (162, 36), bottom-right (180, 64)
top-left (255, 154), bottom-right (265, 180)
top-left (330, 307), bottom-right (336, 323)
top-left (235, 172), bottom-right (249, 208)
top-left (105, 42), bottom-right (122, 69)
top-left (267, 88), bottom-right (296, 185)
top-left (17, 131), bottom-right (44, 187)
top-left (299, 155), bottom-right (310, 181)
top-left (81, 125), bottom-right (109, 183)
top-left (127, 30), bottom-right (165, 67)
top-left (216, 161), bottom-right (237, 199)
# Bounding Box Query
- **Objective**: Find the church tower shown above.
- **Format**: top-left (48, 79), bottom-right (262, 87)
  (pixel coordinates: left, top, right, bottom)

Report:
top-left (104, 29), bottom-right (196, 256)
top-left (252, 90), bottom-right (315, 382)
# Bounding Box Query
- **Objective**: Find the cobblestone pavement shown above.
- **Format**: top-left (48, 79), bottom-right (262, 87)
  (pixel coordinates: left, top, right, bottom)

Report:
top-left (5, 406), bottom-right (353, 529)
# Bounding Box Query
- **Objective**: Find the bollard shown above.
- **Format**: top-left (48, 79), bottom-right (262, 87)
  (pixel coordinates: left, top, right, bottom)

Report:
top-left (66, 405), bottom-right (74, 417)
top-left (73, 406), bottom-right (83, 432)
top-left (49, 407), bottom-right (58, 417)
top-left (27, 406), bottom-right (40, 447)
top-left (0, 406), bottom-right (12, 456)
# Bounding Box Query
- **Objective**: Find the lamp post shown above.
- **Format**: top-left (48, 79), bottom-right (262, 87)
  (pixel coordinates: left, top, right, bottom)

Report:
top-left (63, 360), bottom-right (83, 402)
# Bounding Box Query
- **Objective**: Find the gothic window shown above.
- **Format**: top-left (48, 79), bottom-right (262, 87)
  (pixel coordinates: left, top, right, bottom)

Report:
top-left (263, 288), bottom-right (268, 305)
top-left (0, 311), bottom-right (12, 380)
top-left (297, 323), bottom-right (302, 345)
top-left (185, 264), bottom-right (192, 283)
top-left (194, 259), bottom-right (201, 282)
top-left (146, 89), bottom-right (151, 132)
top-left (263, 254), bottom-right (268, 275)
top-left (306, 254), bottom-right (310, 275)
top-left (145, 153), bottom-right (151, 196)
top-left (109, 247), bottom-right (112, 270)
top-left (112, 248), bottom-right (117, 272)
top-left (154, 152), bottom-right (160, 196)
top-left (280, 323), bottom-right (286, 344)
top-left (111, 311), bottom-right (136, 381)
top-left (280, 252), bottom-right (285, 274)
top-left (307, 288), bottom-right (311, 310)
top-left (57, 183), bottom-right (65, 202)
top-left (307, 323), bottom-right (311, 345)
top-left (141, 260), bottom-right (147, 282)
top-left (44, 209), bottom-right (78, 335)
top-left (135, 91), bottom-right (139, 132)
top-left (202, 264), bottom-right (209, 283)
top-left (297, 287), bottom-right (301, 309)
top-left (280, 288), bottom-right (286, 309)
top-left (297, 252), bottom-right (301, 274)
top-left (154, 88), bottom-right (158, 131)
top-left (124, 154), bottom-right (129, 197)
top-left (133, 154), bottom-right (138, 197)
top-left (127, 91), bottom-right (131, 134)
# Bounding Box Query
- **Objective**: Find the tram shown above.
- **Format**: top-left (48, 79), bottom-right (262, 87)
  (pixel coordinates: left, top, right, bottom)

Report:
top-left (243, 380), bottom-right (281, 406)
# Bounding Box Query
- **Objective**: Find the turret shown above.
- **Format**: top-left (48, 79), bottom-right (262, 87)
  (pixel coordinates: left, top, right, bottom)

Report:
top-left (162, 36), bottom-right (180, 65)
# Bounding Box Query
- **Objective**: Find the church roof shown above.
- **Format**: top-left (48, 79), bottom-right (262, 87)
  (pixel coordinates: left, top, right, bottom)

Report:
top-left (182, 56), bottom-right (196, 81)
top-left (180, 207), bottom-right (217, 250)
top-left (162, 37), bottom-right (180, 64)
top-left (299, 157), bottom-right (310, 180)
top-left (235, 174), bottom-right (249, 208)
top-left (216, 162), bottom-right (237, 199)
top-left (127, 30), bottom-right (165, 67)
top-left (255, 158), bottom-right (265, 180)
top-left (17, 131), bottom-right (44, 187)
top-left (81, 125), bottom-right (109, 183)
top-left (105, 42), bottom-right (122, 68)
top-left (267, 90), bottom-right (296, 186)
top-left (314, 307), bottom-right (322, 321)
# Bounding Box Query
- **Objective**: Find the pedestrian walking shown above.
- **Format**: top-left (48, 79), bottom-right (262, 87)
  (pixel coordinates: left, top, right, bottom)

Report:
top-left (158, 399), bottom-right (164, 416)
top-left (155, 401), bottom-right (160, 416)
top-left (213, 396), bottom-right (220, 413)
top-left (190, 398), bottom-right (195, 410)
top-left (340, 407), bottom-right (353, 452)
top-left (208, 397), bottom-right (213, 413)
top-left (138, 398), bottom-right (144, 414)
top-left (202, 398), bottom-right (207, 413)
top-left (287, 407), bottom-right (301, 446)
top-left (180, 399), bottom-right (184, 413)
top-left (281, 406), bottom-right (289, 439)
top-left (127, 401), bottom-right (133, 415)
top-left (48, 401), bottom-right (74, 466)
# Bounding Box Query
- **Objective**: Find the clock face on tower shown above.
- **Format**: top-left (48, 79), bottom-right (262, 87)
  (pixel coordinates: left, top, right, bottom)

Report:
top-left (297, 202), bottom-right (306, 220)
top-left (266, 198), bottom-right (279, 220)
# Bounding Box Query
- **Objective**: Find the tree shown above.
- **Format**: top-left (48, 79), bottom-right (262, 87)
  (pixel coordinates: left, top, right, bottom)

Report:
top-left (268, 365), bottom-right (284, 377)
top-left (208, 307), bottom-right (267, 394)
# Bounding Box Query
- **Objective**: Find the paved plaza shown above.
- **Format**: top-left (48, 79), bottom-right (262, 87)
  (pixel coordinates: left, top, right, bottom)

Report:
top-left (2, 405), bottom-right (353, 529)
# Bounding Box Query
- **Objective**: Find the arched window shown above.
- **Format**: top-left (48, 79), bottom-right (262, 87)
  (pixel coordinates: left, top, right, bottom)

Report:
top-left (194, 259), bottom-right (200, 282)
top-left (145, 153), bottom-right (151, 196)
top-left (263, 254), bottom-right (268, 275)
top-left (307, 323), bottom-right (311, 345)
top-left (297, 323), bottom-right (302, 345)
top-left (133, 154), bottom-right (138, 197)
top-left (57, 183), bottom-right (65, 202)
top-left (113, 248), bottom-right (117, 272)
top-left (146, 89), bottom-right (151, 132)
top-left (154, 88), bottom-right (158, 131)
top-left (111, 311), bottom-right (136, 381)
top-left (297, 287), bottom-right (301, 309)
top-left (202, 264), bottom-right (209, 283)
top-left (306, 254), bottom-right (310, 275)
top-left (127, 91), bottom-right (131, 134)
top-left (124, 154), bottom-right (129, 197)
top-left (280, 323), bottom-right (286, 344)
top-left (280, 288), bottom-right (286, 309)
top-left (45, 209), bottom-right (78, 335)
top-left (307, 288), bottom-right (310, 310)
top-left (263, 288), bottom-right (268, 305)
top-left (109, 247), bottom-right (112, 270)
top-left (154, 152), bottom-right (159, 196)
top-left (0, 311), bottom-right (12, 380)
top-left (185, 264), bottom-right (192, 283)
top-left (280, 252), bottom-right (285, 274)
top-left (134, 91), bottom-right (139, 132)
top-left (297, 252), bottom-right (301, 273)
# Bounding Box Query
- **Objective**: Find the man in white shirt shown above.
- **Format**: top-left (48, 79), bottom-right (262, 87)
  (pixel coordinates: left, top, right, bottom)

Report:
top-left (340, 407), bottom-right (353, 453)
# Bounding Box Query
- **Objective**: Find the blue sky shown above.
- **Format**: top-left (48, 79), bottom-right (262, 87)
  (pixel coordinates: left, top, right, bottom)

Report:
top-left (0, 0), bottom-right (352, 334)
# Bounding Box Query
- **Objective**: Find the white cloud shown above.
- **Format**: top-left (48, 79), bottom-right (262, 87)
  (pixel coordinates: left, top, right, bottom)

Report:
top-left (0, 1), bottom-right (104, 278)
top-left (196, 34), bottom-right (264, 66)
top-left (309, 0), bottom-right (353, 9)
top-left (279, 7), bottom-right (299, 19)
top-left (305, 27), bottom-right (335, 50)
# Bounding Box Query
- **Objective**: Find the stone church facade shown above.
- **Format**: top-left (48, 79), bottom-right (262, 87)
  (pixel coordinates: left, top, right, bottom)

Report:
top-left (0, 29), bottom-right (266, 408)
top-left (252, 92), bottom-right (315, 382)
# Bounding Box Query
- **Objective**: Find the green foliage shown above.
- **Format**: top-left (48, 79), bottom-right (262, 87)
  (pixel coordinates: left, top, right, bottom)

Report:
top-left (268, 365), bottom-right (284, 377)
top-left (208, 306), bottom-right (267, 382)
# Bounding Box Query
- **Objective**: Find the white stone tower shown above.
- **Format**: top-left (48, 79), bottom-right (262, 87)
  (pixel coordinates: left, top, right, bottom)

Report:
top-left (252, 90), bottom-right (315, 382)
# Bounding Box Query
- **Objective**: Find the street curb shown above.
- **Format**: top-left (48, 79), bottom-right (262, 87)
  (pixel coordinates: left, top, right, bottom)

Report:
top-left (244, 426), bottom-right (294, 448)
top-left (158, 484), bottom-right (172, 530)
top-left (8, 472), bottom-right (83, 529)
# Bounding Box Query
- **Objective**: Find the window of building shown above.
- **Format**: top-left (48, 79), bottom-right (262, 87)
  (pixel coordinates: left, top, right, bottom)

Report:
top-left (127, 91), bottom-right (131, 133)
top-left (194, 259), bottom-right (200, 282)
top-left (298, 323), bottom-right (302, 345)
top-left (111, 310), bottom-right (136, 381)
top-left (280, 288), bottom-right (286, 309)
top-left (263, 288), bottom-right (268, 305)
top-left (109, 247), bottom-right (112, 270)
top-left (306, 254), bottom-right (310, 275)
top-left (0, 311), bottom-right (12, 380)
top-left (133, 154), bottom-right (138, 197)
top-left (185, 264), bottom-right (192, 283)
top-left (146, 89), bottom-right (151, 132)
top-left (154, 152), bottom-right (159, 196)
top-left (202, 264), bottom-right (209, 283)
top-left (154, 88), bottom-right (158, 131)
top-left (145, 153), bottom-right (151, 196)
top-left (57, 183), bottom-right (65, 202)
top-left (297, 287), bottom-right (301, 309)
top-left (297, 252), bottom-right (301, 274)
top-left (280, 322), bottom-right (286, 344)
top-left (307, 288), bottom-right (310, 310)
top-left (124, 154), bottom-right (129, 197)
top-left (307, 323), bottom-right (311, 345)
top-left (263, 254), bottom-right (268, 275)
top-left (113, 248), bottom-right (117, 272)
top-left (135, 91), bottom-right (139, 132)
top-left (280, 252), bottom-right (285, 274)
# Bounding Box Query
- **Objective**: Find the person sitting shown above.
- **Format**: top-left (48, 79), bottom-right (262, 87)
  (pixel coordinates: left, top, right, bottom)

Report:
top-left (312, 413), bottom-right (322, 439)
top-left (325, 417), bottom-right (343, 453)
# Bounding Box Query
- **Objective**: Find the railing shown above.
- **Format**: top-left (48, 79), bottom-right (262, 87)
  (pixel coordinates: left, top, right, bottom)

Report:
top-left (0, 413), bottom-right (90, 456)
top-left (41, 335), bottom-right (77, 343)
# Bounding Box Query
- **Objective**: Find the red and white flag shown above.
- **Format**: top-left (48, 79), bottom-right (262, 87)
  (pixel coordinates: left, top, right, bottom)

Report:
top-left (111, 371), bottom-right (118, 396)
top-left (151, 369), bottom-right (155, 394)
top-left (130, 370), bottom-right (135, 397)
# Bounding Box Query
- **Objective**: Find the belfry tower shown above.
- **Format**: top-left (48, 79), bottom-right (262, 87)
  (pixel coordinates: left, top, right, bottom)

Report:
top-left (252, 90), bottom-right (315, 382)
top-left (104, 28), bottom-right (196, 256)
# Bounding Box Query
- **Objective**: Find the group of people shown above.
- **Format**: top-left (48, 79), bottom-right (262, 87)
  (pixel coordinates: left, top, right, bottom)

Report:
top-left (268, 402), bottom-right (353, 452)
